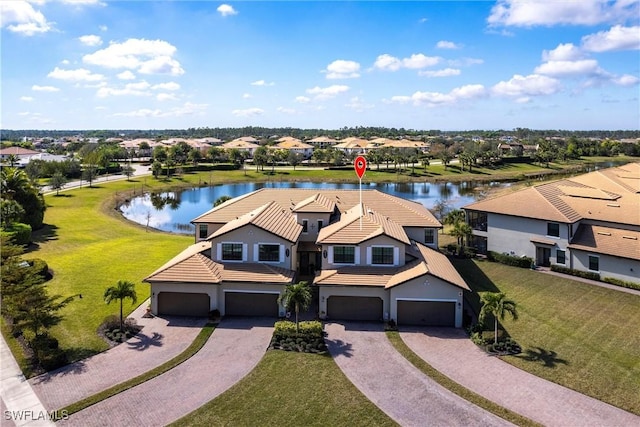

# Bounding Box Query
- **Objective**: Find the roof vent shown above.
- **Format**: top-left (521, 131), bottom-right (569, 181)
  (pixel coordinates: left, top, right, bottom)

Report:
top-left (606, 203), bottom-right (620, 207)
top-left (597, 231), bottom-right (612, 236)
top-left (622, 235), bottom-right (638, 240)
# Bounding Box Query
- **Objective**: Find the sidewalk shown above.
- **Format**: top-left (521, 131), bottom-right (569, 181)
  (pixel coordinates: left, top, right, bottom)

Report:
top-left (536, 267), bottom-right (640, 296)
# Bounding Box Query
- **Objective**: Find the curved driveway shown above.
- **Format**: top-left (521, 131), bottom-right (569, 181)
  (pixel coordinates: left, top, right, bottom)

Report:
top-left (59, 317), bottom-right (273, 427)
top-left (401, 327), bottom-right (640, 427)
top-left (324, 322), bottom-right (512, 427)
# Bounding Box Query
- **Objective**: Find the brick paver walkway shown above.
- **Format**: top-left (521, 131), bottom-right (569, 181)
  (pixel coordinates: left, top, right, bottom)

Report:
top-left (59, 317), bottom-right (273, 427)
top-left (401, 327), bottom-right (640, 427)
top-left (325, 322), bottom-right (512, 427)
top-left (29, 301), bottom-right (207, 410)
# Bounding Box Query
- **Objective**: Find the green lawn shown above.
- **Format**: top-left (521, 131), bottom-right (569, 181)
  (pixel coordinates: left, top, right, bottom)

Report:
top-left (171, 350), bottom-right (396, 427)
top-left (453, 258), bottom-right (640, 415)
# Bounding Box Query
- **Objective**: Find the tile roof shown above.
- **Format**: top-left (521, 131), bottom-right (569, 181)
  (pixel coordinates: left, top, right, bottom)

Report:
top-left (192, 188), bottom-right (441, 228)
top-left (0, 147), bottom-right (39, 156)
top-left (209, 201), bottom-right (303, 243)
top-left (292, 193), bottom-right (336, 213)
top-left (316, 204), bottom-right (411, 245)
top-left (314, 242), bottom-right (470, 291)
top-left (568, 224), bottom-right (640, 261)
top-left (464, 162), bottom-right (640, 226)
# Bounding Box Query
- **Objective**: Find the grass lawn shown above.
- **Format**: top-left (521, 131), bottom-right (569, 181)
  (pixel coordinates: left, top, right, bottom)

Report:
top-left (453, 258), bottom-right (640, 415)
top-left (171, 350), bottom-right (396, 427)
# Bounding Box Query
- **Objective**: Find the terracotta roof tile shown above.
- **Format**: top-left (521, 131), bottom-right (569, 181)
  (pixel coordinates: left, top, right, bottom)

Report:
top-left (145, 242), bottom-right (219, 283)
top-left (292, 193), bottom-right (336, 213)
top-left (569, 224), bottom-right (640, 261)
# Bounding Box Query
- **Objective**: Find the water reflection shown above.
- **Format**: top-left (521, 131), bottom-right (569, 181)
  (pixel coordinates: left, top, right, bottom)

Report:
top-left (120, 181), bottom-right (505, 234)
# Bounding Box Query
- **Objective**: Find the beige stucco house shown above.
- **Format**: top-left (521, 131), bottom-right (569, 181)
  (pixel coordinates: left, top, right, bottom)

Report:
top-left (145, 188), bottom-right (470, 326)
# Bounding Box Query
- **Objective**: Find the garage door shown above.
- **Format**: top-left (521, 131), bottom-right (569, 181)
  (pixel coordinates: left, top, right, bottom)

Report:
top-left (225, 292), bottom-right (279, 317)
top-left (327, 296), bottom-right (382, 321)
top-left (397, 300), bottom-right (455, 326)
top-left (157, 292), bottom-right (210, 317)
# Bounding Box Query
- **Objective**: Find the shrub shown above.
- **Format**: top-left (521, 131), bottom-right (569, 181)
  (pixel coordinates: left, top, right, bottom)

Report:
top-left (271, 320), bottom-right (326, 354)
top-left (603, 277), bottom-right (640, 291)
top-left (27, 258), bottom-right (51, 280)
top-left (550, 265), bottom-right (600, 281)
top-left (487, 251), bottom-right (533, 268)
top-left (4, 222), bottom-right (32, 245)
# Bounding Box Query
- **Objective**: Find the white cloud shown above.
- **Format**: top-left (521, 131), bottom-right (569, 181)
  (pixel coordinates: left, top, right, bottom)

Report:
top-left (232, 107), bottom-right (264, 117)
top-left (436, 40), bottom-right (462, 49)
top-left (448, 57), bottom-right (484, 67)
top-left (117, 70), bottom-right (136, 80)
top-left (48, 67), bottom-right (105, 82)
top-left (295, 96), bottom-right (310, 103)
top-left (492, 74), bottom-right (561, 97)
top-left (419, 68), bottom-right (461, 78)
top-left (306, 85), bottom-right (350, 100)
top-left (79, 34), bottom-right (102, 46)
top-left (217, 4), bottom-right (238, 17)
top-left (612, 74), bottom-right (640, 86)
top-left (1, 1), bottom-right (53, 35)
top-left (151, 82), bottom-right (180, 91)
top-left (250, 79), bottom-right (275, 86)
top-left (157, 93), bottom-right (178, 101)
top-left (242, 93), bottom-right (252, 99)
top-left (534, 59), bottom-right (603, 77)
top-left (99, 25), bottom-right (108, 32)
top-left (325, 60), bottom-right (361, 79)
top-left (581, 25), bottom-right (640, 52)
top-left (32, 85), bottom-right (60, 92)
top-left (373, 53), bottom-right (440, 71)
top-left (62, 0), bottom-right (106, 5)
top-left (20, 96), bottom-right (34, 102)
top-left (61, 59), bottom-right (70, 65)
top-left (345, 97), bottom-right (374, 112)
top-left (114, 102), bottom-right (208, 118)
top-left (487, 0), bottom-right (638, 27)
top-left (277, 107), bottom-right (297, 114)
top-left (419, 17), bottom-right (428, 24)
top-left (542, 43), bottom-right (584, 61)
top-left (390, 84), bottom-right (486, 107)
top-left (96, 81), bottom-right (152, 98)
top-left (83, 38), bottom-right (184, 76)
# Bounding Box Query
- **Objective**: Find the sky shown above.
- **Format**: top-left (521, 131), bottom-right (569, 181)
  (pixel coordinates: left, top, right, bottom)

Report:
top-left (1, 0), bottom-right (639, 131)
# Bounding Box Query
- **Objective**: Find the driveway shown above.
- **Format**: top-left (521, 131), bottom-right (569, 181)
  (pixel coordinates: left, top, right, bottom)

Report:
top-left (324, 322), bottom-right (512, 427)
top-left (30, 302), bottom-right (207, 410)
top-left (59, 317), bottom-right (273, 427)
top-left (401, 327), bottom-right (640, 427)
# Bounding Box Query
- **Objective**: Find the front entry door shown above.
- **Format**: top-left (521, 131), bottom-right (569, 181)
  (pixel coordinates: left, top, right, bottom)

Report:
top-left (537, 247), bottom-right (551, 267)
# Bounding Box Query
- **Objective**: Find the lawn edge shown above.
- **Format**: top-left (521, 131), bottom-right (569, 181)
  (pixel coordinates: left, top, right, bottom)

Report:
top-left (386, 330), bottom-right (541, 427)
top-left (58, 322), bottom-right (216, 418)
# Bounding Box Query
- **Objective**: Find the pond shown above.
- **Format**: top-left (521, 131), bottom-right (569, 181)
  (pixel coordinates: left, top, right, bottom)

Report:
top-left (120, 180), bottom-right (508, 234)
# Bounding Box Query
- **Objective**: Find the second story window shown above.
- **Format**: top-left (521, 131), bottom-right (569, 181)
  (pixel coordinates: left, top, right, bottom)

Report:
top-left (424, 229), bottom-right (435, 244)
top-left (302, 220), bottom-right (308, 233)
top-left (198, 224), bottom-right (208, 239)
top-left (547, 222), bottom-right (560, 238)
top-left (333, 246), bottom-right (355, 264)
top-left (372, 247), bottom-right (394, 265)
top-left (317, 219), bottom-right (324, 230)
top-left (259, 244), bottom-right (280, 262)
top-left (221, 243), bottom-right (243, 261)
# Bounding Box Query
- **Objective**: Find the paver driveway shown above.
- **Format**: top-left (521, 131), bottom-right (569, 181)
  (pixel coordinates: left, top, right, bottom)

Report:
top-left (29, 303), bottom-right (207, 411)
top-left (58, 317), bottom-right (273, 427)
top-left (325, 322), bottom-right (513, 427)
top-left (401, 327), bottom-right (640, 427)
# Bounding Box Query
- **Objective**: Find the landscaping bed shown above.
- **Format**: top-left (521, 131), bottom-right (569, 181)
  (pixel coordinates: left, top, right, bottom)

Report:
top-left (269, 320), bottom-right (327, 354)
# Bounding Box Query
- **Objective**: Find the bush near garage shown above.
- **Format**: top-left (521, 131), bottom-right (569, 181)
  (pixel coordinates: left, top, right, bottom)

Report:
top-left (270, 320), bottom-right (327, 354)
top-left (487, 251), bottom-right (534, 269)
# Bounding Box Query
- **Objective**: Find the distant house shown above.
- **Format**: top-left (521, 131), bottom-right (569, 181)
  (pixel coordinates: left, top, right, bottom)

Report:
top-left (308, 136), bottom-right (338, 149)
top-left (0, 147), bottom-right (40, 162)
top-left (333, 137), bottom-right (369, 155)
top-left (16, 153), bottom-right (68, 167)
top-left (464, 162), bottom-right (640, 284)
top-left (274, 137), bottom-right (314, 159)
top-left (146, 188), bottom-right (469, 326)
top-left (221, 139), bottom-right (260, 157)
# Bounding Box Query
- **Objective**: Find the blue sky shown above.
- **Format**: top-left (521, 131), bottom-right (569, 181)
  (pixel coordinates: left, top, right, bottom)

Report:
top-left (1, 1), bottom-right (639, 130)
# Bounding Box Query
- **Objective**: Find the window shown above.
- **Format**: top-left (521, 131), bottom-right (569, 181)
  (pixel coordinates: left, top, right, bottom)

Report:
top-left (468, 211), bottom-right (487, 231)
top-left (302, 219), bottom-right (308, 233)
top-left (547, 222), bottom-right (560, 237)
top-left (556, 249), bottom-right (566, 265)
top-left (333, 246), bottom-right (355, 264)
top-left (259, 244), bottom-right (280, 262)
top-left (221, 243), bottom-right (243, 261)
top-left (588, 255), bottom-right (599, 271)
top-left (424, 229), bottom-right (435, 244)
top-left (317, 220), bottom-right (324, 230)
top-left (372, 247), bottom-right (394, 265)
top-left (198, 224), bottom-right (208, 239)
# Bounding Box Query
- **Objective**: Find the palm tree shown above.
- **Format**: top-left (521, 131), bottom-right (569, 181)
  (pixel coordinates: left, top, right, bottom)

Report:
top-left (104, 280), bottom-right (138, 332)
top-left (478, 292), bottom-right (519, 344)
top-left (278, 281), bottom-right (312, 333)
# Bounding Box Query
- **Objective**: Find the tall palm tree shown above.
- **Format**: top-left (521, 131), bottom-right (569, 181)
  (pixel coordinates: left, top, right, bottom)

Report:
top-left (478, 292), bottom-right (519, 344)
top-left (278, 281), bottom-right (312, 333)
top-left (104, 280), bottom-right (138, 332)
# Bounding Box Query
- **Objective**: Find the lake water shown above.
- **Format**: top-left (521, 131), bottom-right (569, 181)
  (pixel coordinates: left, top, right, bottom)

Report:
top-left (120, 181), bottom-right (506, 234)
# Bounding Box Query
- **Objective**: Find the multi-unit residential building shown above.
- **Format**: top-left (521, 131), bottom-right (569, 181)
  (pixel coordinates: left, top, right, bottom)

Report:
top-left (463, 162), bottom-right (640, 283)
top-left (145, 189), bottom-right (470, 327)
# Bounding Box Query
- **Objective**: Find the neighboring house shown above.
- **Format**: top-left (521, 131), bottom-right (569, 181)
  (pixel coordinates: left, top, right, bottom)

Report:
top-left (0, 146), bottom-right (40, 162)
top-left (464, 162), bottom-right (640, 284)
top-left (146, 188), bottom-right (470, 327)
top-left (308, 136), bottom-right (338, 149)
top-left (221, 139), bottom-right (260, 157)
top-left (16, 152), bottom-right (68, 167)
top-left (274, 138), bottom-right (314, 159)
top-left (333, 137), bottom-right (369, 155)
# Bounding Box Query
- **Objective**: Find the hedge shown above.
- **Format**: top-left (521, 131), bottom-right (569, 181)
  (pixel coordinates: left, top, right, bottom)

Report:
top-left (3, 222), bottom-right (32, 246)
top-left (27, 258), bottom-right (51, 280)
top-left (487, 251), bottom-right (533, 268)
top-left (550, 264), bottom-right (600, 281)
top-left (603, 277), bottom-right (640, 291)
top-left (273, 320), bottom-right (323, 339)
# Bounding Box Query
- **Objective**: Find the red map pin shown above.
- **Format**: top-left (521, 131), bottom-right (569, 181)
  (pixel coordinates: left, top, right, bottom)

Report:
top-left (354, 155), bottom-right (367, 179)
